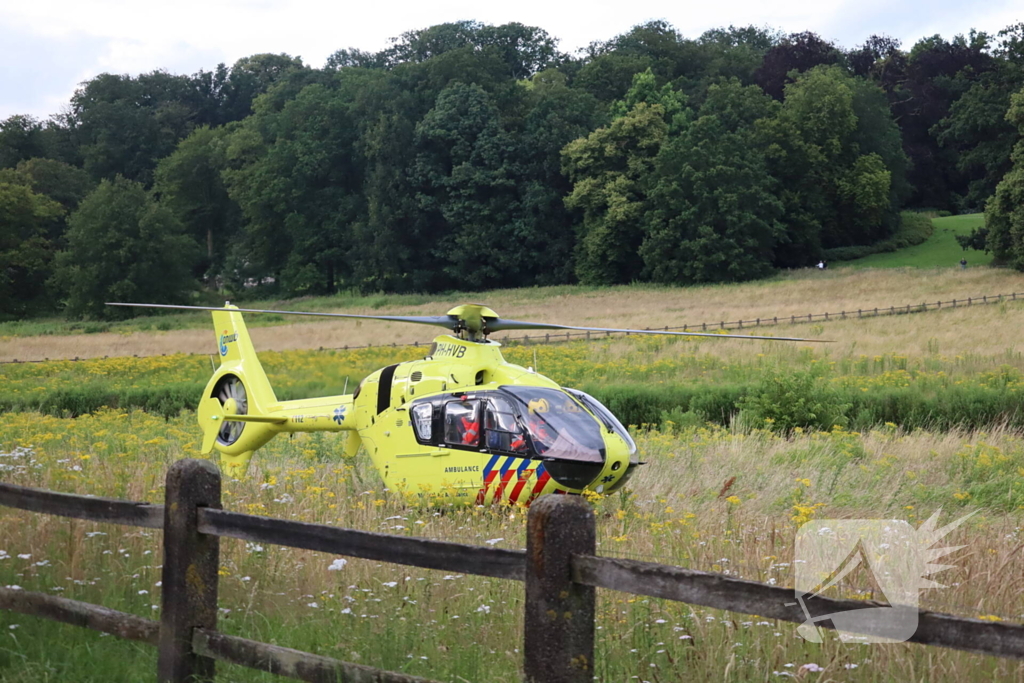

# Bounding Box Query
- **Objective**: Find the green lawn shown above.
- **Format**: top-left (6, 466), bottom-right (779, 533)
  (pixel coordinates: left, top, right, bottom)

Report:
top-left (851, 213), bottom-right (991, 269)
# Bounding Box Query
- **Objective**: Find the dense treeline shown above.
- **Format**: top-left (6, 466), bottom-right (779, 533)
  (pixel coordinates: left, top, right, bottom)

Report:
top-left (3, 20), bottom-right (1024, 319)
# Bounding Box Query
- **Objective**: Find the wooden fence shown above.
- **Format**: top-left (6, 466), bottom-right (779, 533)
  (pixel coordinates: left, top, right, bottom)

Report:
top-left (4, 290), bottom-right (1023, 365)
top-left (2, 459), bottom-right (1024, 682)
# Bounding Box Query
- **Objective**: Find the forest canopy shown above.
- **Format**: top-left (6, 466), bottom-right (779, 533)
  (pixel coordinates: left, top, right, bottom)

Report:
top-left (3, 20), bottom-right (1024, 318)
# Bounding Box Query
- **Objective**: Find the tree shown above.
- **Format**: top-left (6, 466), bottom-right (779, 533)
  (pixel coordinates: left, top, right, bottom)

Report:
top-left (0, 173), bottom-right (63, 316)
top-left (69, 71), bottom-right (203, 185)
top-left (848, 35), bottom-right (902, 78)
top-left (641, 80), bottom-right (784, 283)
top-left (562, 70), bottom-right (688, 285)
top-left (219, 53), bottom-right (308, 122)
top-left (895, 32), bottom-right (997, 209)
top-left (14, 158), bottom-right (95, 215)
top-left (754, 32), bottom-right (843, 99)
top-left (759, 66), bottom-right (899, 262)
top-left (412, 82), bottom-right (523, 289)
top-left (153, 126), bottom-right (241, 279)
top-left (0, 115), bottom-right (46, 169)
top-left (983, 88), bottom-right (1024, 268)
top-left (53, 176), bottom-right (198, 318)
top-left (696, 25), bottom-right (781, 86)
top-left (223, 78), bottom-right (364, 294)
top-left (934, 26), bottom-right (1024, 211)
top-left (573, 53), bottom-right (655, 103)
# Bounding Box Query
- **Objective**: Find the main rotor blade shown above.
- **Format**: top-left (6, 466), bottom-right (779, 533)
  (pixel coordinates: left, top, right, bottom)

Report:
top-left (486, 318), bottom-right (830, 343)
top-left (106, 303), bottom-right (457, 329)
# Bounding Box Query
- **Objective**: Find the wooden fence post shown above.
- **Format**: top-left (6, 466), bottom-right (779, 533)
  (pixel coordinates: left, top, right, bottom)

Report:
top-left (524, 495), bottom-right (596, 683)
top-left (159, 459), bottom-right (222, 683)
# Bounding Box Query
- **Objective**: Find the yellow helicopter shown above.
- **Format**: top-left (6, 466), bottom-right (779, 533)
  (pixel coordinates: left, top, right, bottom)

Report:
top-left (109, 302), bottom-right (823, 506)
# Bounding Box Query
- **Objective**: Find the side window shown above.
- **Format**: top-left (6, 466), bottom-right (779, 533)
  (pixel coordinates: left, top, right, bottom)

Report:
top-left (484, 397), bottom-right (527, 453)
top-left (411, 403), bottom-right (434, 442)
top-left (444, 400), bottom-right (481, 447)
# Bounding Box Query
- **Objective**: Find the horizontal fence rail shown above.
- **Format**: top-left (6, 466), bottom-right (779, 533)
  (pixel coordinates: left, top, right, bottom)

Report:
top-left (198, 507), bottom-right (526, 582)
top-left (573, 555), bottom-right (1024, 660)
top-left (0, 587), bottom-right (160, 645)
top-left (1, 459), bottom-right (1023, 682)
top-left (0, 480), bottom-right (162, 528)
top-left (4, 290), bottom-right (1023, 364)
top-left (191, 628), bottom-right (439, 683)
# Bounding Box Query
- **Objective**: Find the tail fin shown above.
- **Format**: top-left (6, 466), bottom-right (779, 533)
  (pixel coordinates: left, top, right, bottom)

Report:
top-left (211, 305), bottom-right (277, 406)
top-left (198, 305), bottom-right (279, 477)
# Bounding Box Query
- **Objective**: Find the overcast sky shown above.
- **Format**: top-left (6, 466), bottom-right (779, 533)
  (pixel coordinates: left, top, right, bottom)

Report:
top-left (1, 0), bottom-right (1021, 120)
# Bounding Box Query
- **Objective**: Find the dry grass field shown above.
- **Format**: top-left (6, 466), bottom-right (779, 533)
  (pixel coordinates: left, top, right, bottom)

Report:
top-left (1, 266), bottom-right (1020, 363)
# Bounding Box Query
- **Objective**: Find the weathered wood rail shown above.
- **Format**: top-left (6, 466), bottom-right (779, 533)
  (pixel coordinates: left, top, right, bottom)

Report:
top-left (2, 458), bottom-right (1024, 682)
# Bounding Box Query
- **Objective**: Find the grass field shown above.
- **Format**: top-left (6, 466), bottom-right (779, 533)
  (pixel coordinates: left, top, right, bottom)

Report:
top-left (2, 265), bottom-right (1021, 362)
top-left (3, 231), bottom-right (1024, 680)
top-left (1, 411), bottom-right (1022, 681)
top-left (851, 214), bottom-right (992, 269)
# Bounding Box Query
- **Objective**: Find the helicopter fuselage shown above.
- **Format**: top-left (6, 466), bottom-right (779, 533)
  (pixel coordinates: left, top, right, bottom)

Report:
top-left (200, 333), bottom-right (639, 506)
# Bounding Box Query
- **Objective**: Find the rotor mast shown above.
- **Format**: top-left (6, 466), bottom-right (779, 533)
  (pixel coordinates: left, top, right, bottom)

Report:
top-left (446, 304), bottom-right (498, 342)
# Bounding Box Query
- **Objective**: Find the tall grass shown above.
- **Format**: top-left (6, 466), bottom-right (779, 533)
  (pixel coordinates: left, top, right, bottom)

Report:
top-left (2, 411), bottom-right (1023, 680)
top-left (7, 338), bottom-right (1024, 433)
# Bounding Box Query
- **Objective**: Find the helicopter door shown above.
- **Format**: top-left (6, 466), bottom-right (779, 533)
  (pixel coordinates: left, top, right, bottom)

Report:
top-left (484, 397), bottom-right (527, 453)
top-left (443, 400), bottom-right (481, 449)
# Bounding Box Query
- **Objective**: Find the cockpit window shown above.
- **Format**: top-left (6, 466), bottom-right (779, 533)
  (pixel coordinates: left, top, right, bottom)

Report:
top-left (564, 388), bottom-right (638, 463)
top-left (500, 386), bottom-right (604, 463)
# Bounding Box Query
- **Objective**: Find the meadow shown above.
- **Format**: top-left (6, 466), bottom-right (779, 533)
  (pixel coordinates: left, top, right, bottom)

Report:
top-left (1, 412), bottom-right (1023, 681)
top-left (3, 265), bottom-right (1024, 681)
top-left (851, 214), bottom-right (991, 269)
top-left (0, 263), bottom-right (1019, 362)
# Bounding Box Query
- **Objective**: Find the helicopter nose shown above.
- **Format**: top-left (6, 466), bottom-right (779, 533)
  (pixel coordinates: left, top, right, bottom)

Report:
top-left (589, 441), bottom-right (634, 494)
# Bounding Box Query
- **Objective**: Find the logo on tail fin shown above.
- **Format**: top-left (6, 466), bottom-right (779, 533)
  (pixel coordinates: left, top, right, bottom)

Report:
top-left (219, 330), bottom-right (239, 356)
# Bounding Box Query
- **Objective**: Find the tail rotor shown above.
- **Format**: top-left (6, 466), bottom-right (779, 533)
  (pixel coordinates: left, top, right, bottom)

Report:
top-left (214, 375), bottom-right (248, 446)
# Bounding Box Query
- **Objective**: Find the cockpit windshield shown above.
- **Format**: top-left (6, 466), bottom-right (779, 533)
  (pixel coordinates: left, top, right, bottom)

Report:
top-left (564, 388), bottom-right (639, 463)
top-left (499, 386), bottom-right (605, 463)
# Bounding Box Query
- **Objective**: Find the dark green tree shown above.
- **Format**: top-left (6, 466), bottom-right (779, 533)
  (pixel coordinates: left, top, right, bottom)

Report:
top-left (69, 71), bottom-right (203, 184)
top-left (52, 176), bottom-right (198, 318)
top-left (640, 80), bottom-right (784, 283)
top-left (0, 172), bottom-right (63, 316)
top-left (895, 32), bottom-right (996, 209)
top-left (223, 77), bottom-right (364, 294)
top-left (14, 158), bottom-right (95, 216)
top-left (934, 25), bottom-right (1024, 211)
top-left (153, 126), bottom-right (241, 279)
top-left (220, 53), bottom-right (308, 122)
top-left (0, 115), bottom-right (46, 169)
top-left (412, 82), bottom-right (523, 289)
top-left (983, 88), bottom-right (1024, 268)
top-left (754, 31), bottom-right (843, 99)
top-left (562, 71), bottom-right (684, 284)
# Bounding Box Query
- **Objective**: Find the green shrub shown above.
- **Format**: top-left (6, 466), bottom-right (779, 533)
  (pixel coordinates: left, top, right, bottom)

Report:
top-left (738, 371), bottom-right (851, 432)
